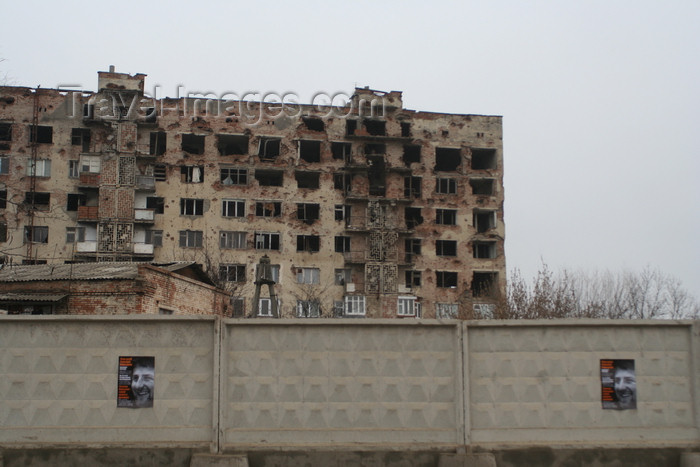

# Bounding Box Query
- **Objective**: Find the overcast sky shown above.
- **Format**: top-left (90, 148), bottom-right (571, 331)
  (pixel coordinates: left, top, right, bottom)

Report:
top-left (1, 0), bottom-right (698, 297)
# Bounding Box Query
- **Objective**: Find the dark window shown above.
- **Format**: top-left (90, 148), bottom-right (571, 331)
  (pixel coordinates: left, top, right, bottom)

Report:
top-left (222, 199), bottom-right (245, 218)
top-left (334, 236), bottom-right (351, 253)
top-left (346, 119), bottom-right (357, 136)
top-left (24, 226), bottom-right (49, 243)
top-left (255, 232), bottom-right (280, 250)
top-left (220, 264), bottom-right (246, 282)
top-left (146, 196), bottom-right (165, 214)
top-left (435, 147), bottom-right (461, 171)
top-left (474, 210), bottom-right (496, 233)
top-left (331, 142), bottom-right (352, 161)
top-left (437, 271), bottom-right (458, 288)
top-left (181, 134), bottom-right (205, 154)
top-left (71, 128), bottom-right (91, 151)
top-left (436, 178), bottom-right (457, 194)
top-left (0, 123), bottom-right (12, 141)
top-left (297, 235), bottom-right (320, 252)
top-left (436, 239), bottom-right (457, 256)
top-left (470, 178), bottom-right (494, 195)
top-left (0, 190), bottom-right (6, 209)
top-left (335, 268), bottom-right (352, 285)
top-left (179, 230), bottom-right (203, 247)
top-left (154, 164), bottom-right (167, 181)
top-left (363, 119), bottom-right (386, 136)
top-left (0, 222), bottom-right (6, 242)
top-left (471, 148), bottom-right (497, 170)
top-left (405, 270), bottom-right (421, 288)
top-left (302, 117), bottom-right (325, 131)
top-left (0, 156), bottom-right (9, 174)
top-left (405, 238), bottom-right (421, 262)
top-left (472, 272), bottom-right (498, 297)
top-left (29, 125), bottom-right (53, 144)
top-left (436, 209), bottom-right (457, 225)
top-left (220, 167), bottom-right (248, 185)
top-left (217, 134), bottom-right (249, 155)
top-left (405, 207), bottom-right (423, 229)
top-left (403, 144), bottom-right (421, 165)
top-left (145, 230), bottom-right (163, 246)
top-left (473, 242), bottom-right (497, 259)
top-left (231, 298), bottom-right (245, 318)
top-left (150, 132), bottom-right (167, 156)
top-left (180, 198), bottom-right (204, 216)
top-left (299, 140), bottom-right (321, 163)
top-left (297, 203), bottom-right (320, 223)
top-left (181, 165), bottom-right (204, 183)
top-left (295, 171), bottom-right (320, 189)
top-left (24, 192), bottom-right (50, 209)
top-left (220, 231), bottom-right (246, 249)
top-left (333, 173), bottom-right (352, 192)
top-left (400, 122), bottom-right (411, 137)
top-left (335, 204), bottom-right (351, 221)
top-left (404, 176), bottom-right (421, 198)
top-left (367, 155), bottom-right (386, 196)
top-left (365, 143), bottom-right (385, 155)
top-left (254, 169), bottom-right (283, 186)
top-left (255, 201), bottom-right (281, 217)
top-left (258, 137), bottom-right (281, 159)
top-left (66, 193), bottom-right (86, 211)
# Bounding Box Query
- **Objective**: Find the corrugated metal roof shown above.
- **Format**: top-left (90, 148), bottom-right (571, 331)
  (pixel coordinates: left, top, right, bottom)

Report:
top-left (0, 262), bottom-right (199, 283)
top-left (0, 293), bottom-right (67, 302)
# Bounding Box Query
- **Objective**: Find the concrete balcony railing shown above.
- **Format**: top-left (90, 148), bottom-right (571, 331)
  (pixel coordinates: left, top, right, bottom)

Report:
top-left (135, 175), bottom-right (156, 191)
top-left (342, 251), bottom-right (366, 264)
top-left (78, 172), bottom-right (100, 187)
top-left (77, 206), bottom-right (99, 221)
top-left (76, 241), bottom-right (97, 253)
top-left (133, 243), bottom-right (154, 255)
top-left (134, 208), bottom-right (155, 222)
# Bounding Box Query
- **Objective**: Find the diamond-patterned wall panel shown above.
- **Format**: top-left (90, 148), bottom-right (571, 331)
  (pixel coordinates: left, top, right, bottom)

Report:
top-left (222, 323), bottom-right (462, 446)
top-left (0, 319), bottom-right (215, 445)
top-left (468, 325), bottom-right (694, 433)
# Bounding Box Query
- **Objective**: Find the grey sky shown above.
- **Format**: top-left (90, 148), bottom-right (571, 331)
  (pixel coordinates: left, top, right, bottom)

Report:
top-left (1, 0), bottom-right (698, 297)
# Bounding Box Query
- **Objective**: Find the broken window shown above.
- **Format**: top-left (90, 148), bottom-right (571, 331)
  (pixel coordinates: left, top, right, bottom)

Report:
top-left (299, 140), bottom-right (321, 163)
top-left (436, 209), bottom-right (457, 225)
top-left (254, 169), bottom-right (283, 186)
top-left (71, 128), bottom-right (91, 152)
top-left (145, 230), bottom-right (163, 246)
top-left (146, 196), bottom-right (165, 214)
top-left (220, 264), bottom-right (246, 282)
top-left (79, 155), bottom-right (100, 174)
top-left (255, 201), bottom-right (281, 217)
top-left (0, 222), bottom-right (6, 242)
top-left (472, 272), bottom-right (498, 297)
top-left (181, 134), bottom-right (205, 154)
top-left (335, 268), bottom-right (352, 285)
top-left (297, 267), bottom-right (320, 284)
top-left (154, 164), bottom-right (166, 181)
top-left (258, 137), bottom-right (281, 159)
top-left (302, 116), bottom-right (325, 132)
top-left (220, 167), bottom-right (247, 185)
top-left (435, 147), bottom-right (461, 172)
top-left (365, 143), bottom-right (385, 155)
top-left (335, 204), bottom-right (351, 221)
top-left (150, 131), bottom-right (167, 156)
top-left (400, 122), bottom-right (411, 138)
top-left (255, 232), bottom-right (281, 250)
top-left (436, 303), bottom-right (458, 319)
top-left (404, 176), bottom-right (421, 198)
top-left (181, 165), bottom-right (203, 183)
top-left (296, 203), bottom-right (320, 222)
top-left (0, 123), bottom-right (12, 142)
top-left (66, 226), bottom-right (86, 243)
top-left (333, 173), bottom-right (352, 193)
top-left (473, 241), bottom-right (497, 259)
top-left (297, 300), bottom-right (321, 318)
top-left (26, 159), bottom-right (51, 177)
top-left (24, 226), bottom-right (49, 243)
top-left (436, 271), bottom-right (458, 288)
top-left (222, 199), bottom-right (245, 218)
top-left (179, 230), bottom-right (203, 248)
top-left (436, 239), bottom-right (457, 256)
top-left (436, 178), bottom-right (457, 194)
top-left (363, 119), bottom-right (386, 136)
top-left (29, 125), bottom-right (53, 144)
top-left (367, 156), bottom-right (386, 196)
top-left (296, 235), bottom-right (320, 252)
top-left (346, 119), bottom-right (358, 136)
top-left (24, 192), bottom-right (50, 210)
top-left (180, 198), bottom-right (204, 216)
top-left (66, 193), bottom-right (86, 211)
top-left (0, 156), bottom-right (9, 174)
top-left (470, 178), bottom-right (494, 195)
top-left (295, 171), bottom-right (320, 189)
top-left (0, 190), bottom-right (6, 209)
top-left (405, 207), bottom-right (423, 229)
top-left (335, 235), bottom-right (351, 253)
top-left (217, 134), bottom-right (249, 155)
top-left (231, 297), bottom-right (245, 318)
top-left (68, 160), bottom-right (79, 178)
top-left (402, 145), bottom-right (421, 165)
top-left (473, 210), bottom-right (496, 233)
top-left (405, 238), bottom-right (421, 261)
top-left (332, 142), bottom-right (352, 161)
top-left (471, 148), bottom-right (496, 170)
top-left (405, 270), bottom-right (421, 288)
top-left (220, 231), bottom-right (247, 249)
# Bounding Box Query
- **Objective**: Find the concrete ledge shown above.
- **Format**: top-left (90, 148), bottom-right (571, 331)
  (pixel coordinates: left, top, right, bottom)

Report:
top-left (190, 454), bottom-right (248, 467)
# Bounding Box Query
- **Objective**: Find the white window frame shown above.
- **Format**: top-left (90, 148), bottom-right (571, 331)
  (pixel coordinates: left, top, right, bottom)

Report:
top-left (220, 167), bottom-right (248, 185)
top-left (26, 159), bottom-right (51, 177)
top-left (296, 267), bottom-right (320, 284)
top-left (297, 300), bottom-right (320, 318)
top-left (257, 298), bottom-right (281, 317)
top-left (220, 231), bottom-right (246, 249)
top-left (180, 198), bottom-right (204, 216)
top-left (436, 303), bottom-right (459, 319)
top-left (344, 295), bottom-right (366, 316)
top-left (222, 199), bottom-right (245, 218)
top-left (220, 264), bottom-right (246, 283)
top-left (335, 268), bottom-right (351, 285)
top-left (66, 226), bottom-right (86, 243)
top-left (79, 155), bottom-right (101, 173)
top-left (255, 231), bottom-right (280, 250)
top-left (397, 296), bottom-right (421, 317)
top-left (179, 230), bottom-right (203, 247)
top-left (68, 160), bottom-right (79, 178)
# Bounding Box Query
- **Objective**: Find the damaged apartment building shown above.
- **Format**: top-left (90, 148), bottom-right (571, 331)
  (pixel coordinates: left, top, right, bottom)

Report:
top-left (0, 68), bottom-right (505, 319)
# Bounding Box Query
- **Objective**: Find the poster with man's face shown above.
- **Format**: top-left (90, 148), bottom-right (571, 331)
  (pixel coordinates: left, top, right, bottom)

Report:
top-left (600, 359), bottom-right (636, 410)
top-left (117, 356), bottom-right (155, 408)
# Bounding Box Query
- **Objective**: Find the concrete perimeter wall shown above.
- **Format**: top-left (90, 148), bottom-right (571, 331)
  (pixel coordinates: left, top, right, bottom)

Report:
top-left (0, 317), bottom-right (698, 457)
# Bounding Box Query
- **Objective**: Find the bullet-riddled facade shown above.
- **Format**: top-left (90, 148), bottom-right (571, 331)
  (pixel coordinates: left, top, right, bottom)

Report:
top-left (0, 69), bottom-right (505, 319)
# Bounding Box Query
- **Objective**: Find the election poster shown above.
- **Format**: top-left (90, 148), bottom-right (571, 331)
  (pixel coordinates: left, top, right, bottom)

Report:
top-left (600, 359), bottom-right (636, 410)
top-left (117, 356), bottom-right (155, 408)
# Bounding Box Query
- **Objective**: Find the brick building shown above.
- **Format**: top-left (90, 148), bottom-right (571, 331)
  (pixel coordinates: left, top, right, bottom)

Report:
top-left (0, 68), bottom-right (505, 319)
top-left (0, 262), bottom-right (229, 315)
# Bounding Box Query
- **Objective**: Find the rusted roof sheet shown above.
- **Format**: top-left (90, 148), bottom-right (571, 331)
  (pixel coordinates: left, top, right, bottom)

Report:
top-left (0, 263), bottom-right (140, 282)
top-left (0, 293), bottom-right (67, 302)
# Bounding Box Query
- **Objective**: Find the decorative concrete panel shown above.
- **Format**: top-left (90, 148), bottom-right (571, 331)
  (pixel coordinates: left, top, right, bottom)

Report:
top-left (0, 317), bottom-right (216, 447)
top-left (221, 322), bottom-right (462, 446)
top-left (467, 323), bottom-right (697, 444)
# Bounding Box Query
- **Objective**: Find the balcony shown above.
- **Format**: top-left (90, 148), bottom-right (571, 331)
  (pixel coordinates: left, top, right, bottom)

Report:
top-left (78, 172), bottom-right (100, 188)
top-left (343, 251), bottom-right (366, 264)
top-left (134, 208), bottom-right (155, 222)
top-left (76, 241), bottom-right (97, 253)
top-left (133, 243), bottom-right (154, 255)
top-left (135, 175), bottom-right (156, 191)
top-left (77, 206), bottom-right (99, 222)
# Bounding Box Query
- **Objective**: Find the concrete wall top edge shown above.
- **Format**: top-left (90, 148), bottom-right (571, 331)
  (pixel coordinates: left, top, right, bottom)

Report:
top-left (0, 315), bottom-right (218, 322)
top-left (464, 318), bottom-right (698, 328)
